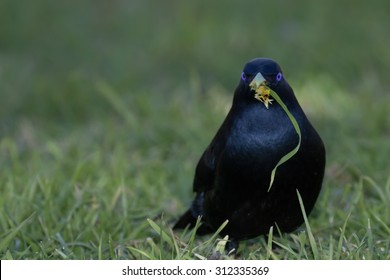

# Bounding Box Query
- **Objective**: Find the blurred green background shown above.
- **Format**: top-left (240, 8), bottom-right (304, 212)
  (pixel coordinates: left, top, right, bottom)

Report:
top-left (0, 0), bottom-right (389, 259)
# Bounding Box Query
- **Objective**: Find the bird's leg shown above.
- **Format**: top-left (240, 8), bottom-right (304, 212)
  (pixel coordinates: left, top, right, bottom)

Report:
top-left (225, 238), bottom-right (239, 255)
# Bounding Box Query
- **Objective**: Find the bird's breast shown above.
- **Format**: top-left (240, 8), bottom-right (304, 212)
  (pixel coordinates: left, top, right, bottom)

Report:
top-left (222, 105), bottom-right (299, 167)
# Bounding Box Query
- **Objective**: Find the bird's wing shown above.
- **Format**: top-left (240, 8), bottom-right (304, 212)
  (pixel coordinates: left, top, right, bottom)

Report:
top-left (193, 144), bottom-right (217, 193)
top-left (192, 115), bottom-right (232, 193)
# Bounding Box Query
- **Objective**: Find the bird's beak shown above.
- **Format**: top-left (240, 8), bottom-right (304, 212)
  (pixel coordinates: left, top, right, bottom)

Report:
top-left (249, 72), bottom-right (273, 109)
top-left (249, 72), bottom-right (266, 90)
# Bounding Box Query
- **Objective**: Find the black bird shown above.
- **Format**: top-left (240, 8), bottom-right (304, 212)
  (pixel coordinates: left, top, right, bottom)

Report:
top-left (174, 58), bottom-right (325, 252)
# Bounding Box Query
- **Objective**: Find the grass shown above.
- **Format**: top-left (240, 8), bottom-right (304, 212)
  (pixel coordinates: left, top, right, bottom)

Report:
top-left (1, 0), bottom-right (389, 259)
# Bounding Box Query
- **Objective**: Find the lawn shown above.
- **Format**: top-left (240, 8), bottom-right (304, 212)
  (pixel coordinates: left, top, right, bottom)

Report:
top-left (0, 0), bottom-right (389, 259)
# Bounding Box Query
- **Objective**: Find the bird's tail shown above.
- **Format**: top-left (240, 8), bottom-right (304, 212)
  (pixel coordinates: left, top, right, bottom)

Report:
top-left (173, 209), bottom-right (197, 229)
top-left (173, 209), bottom-right (213, 235)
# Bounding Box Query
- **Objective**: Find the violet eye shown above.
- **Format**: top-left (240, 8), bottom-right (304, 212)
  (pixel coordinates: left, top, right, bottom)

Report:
top-left (276, 72), bottom-right (282, 82)
top-left (241, 72), bottom-right (246, 81)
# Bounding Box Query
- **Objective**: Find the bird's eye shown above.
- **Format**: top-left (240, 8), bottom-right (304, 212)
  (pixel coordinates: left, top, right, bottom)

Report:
top-left (241, 72), bottom-right (247, 81)
top-left (276, 72), bottom-right (282, 82)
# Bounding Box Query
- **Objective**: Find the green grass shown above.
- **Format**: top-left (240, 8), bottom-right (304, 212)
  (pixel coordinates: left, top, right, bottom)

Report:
top-left (1, 0), bottom-right (389, 259)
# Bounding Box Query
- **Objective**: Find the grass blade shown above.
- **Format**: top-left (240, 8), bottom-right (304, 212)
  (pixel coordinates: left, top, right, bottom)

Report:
top-left (147, 218), bottom-right (173, 247)
top-left (336, 211), bottom-right (351, 260)
top-left (146, 237), bottom-right (161, 259)
top-left (215, 235), bottom-right (229, 254)
top-left (268, 90), bottom-right (301, 191)
top-left (96, 81), bottom-right (136, 127)
top-left (168, 228), bottom-right (181, 259)
top-left (266, 226), bottom-right (273, 259)
top-left (203, 219), bottom-right (229, 247)
top-left (0, 212), bottom-right (36, 252)
top-left (188, 216), bottom-right (202, 254)
top-left (127, 247), bottom-right (152, 260)
top-left (296, 190), bottom-right (318, 259)
top-left (108, 234), bottom-right (116, 259)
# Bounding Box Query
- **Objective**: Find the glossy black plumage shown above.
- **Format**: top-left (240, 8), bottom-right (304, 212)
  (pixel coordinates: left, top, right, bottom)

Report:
top-left (174, 58), bottom-right (325, 249)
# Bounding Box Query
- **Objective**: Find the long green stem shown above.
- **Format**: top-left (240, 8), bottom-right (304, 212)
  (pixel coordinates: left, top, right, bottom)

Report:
top-left (267, 90), bottom-right (301, 191)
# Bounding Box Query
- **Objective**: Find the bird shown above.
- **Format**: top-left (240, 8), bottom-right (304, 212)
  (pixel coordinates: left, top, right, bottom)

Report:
top-left (173, 58), bottom-right (325, 253)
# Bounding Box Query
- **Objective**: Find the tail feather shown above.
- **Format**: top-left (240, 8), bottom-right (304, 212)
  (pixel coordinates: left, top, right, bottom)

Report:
top-left (173, 209), bottom-right (213, 235)
top-left (173, 209), bottom-right (197, 230)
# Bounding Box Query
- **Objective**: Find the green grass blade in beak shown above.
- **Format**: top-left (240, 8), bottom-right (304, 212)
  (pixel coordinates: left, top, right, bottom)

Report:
top-left (267, 89), bottom-right (302, 191)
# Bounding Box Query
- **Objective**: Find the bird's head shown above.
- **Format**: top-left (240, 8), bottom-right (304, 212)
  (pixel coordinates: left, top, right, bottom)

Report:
top-left (238, 58), bottom-right (289, 108)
